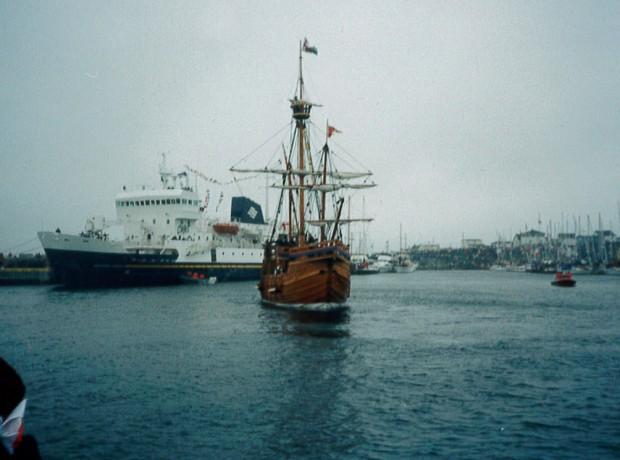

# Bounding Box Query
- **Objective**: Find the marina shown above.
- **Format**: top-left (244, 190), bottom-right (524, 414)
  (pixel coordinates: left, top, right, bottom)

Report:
top-left (4, 224), bottom-right (620, 284)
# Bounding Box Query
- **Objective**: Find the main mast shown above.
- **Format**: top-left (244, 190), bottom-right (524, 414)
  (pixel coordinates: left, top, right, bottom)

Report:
top-left (290, 41), bottom-right (312, 245)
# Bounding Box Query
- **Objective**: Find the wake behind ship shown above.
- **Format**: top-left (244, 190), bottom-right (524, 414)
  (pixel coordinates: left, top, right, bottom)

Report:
top-left (39, 158), bottom-right (268, 287)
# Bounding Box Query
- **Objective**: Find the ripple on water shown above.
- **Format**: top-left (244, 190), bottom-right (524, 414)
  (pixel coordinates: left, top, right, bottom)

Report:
top-left (1, 272), bottom-right (619, 459)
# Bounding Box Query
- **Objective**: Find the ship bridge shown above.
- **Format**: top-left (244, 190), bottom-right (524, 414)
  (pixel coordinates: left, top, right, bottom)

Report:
top-left (114, 188), bottom-right (203, 244)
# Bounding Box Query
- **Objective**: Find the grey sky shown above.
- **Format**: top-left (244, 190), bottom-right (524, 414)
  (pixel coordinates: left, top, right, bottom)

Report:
top-left (1, 1), bottom-right (619, 253)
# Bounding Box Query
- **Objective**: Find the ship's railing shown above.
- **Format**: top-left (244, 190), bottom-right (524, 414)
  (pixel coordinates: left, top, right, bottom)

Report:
top-left (271, 239), bottom-right (349, 261)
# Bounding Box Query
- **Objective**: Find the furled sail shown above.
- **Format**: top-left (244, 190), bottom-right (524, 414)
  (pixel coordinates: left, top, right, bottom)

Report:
top-left (306, 218), bottom-right (374, 226)
top-left (271, 183), bottom-right (376, 191)
top-left (230, 167), bottom-right (372, 180)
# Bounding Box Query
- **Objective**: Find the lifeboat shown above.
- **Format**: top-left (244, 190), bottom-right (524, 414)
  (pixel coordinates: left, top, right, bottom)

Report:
top-left (213, 223), bottom-right (239, 235)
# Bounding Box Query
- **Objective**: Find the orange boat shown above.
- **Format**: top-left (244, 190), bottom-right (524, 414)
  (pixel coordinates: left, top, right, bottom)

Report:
top-left (231, 41), bottom-right (375, 308)
top-left (213, 223), bottom-right (239, 235)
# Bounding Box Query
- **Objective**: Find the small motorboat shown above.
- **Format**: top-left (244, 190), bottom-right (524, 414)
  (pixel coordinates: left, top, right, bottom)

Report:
top-left (551, 265), bottom-right (576, 287)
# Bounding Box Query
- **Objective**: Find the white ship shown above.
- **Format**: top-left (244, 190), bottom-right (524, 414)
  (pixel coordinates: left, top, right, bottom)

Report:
top-left (393, 255), bottom-right (418, 273)
top-left (371, 254), bottom-right (394, 273)
top-left (38, 157), bottom-right (268, 287)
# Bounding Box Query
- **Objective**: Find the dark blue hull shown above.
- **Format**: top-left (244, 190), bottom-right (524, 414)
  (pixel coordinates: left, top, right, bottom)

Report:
top-left (45, 249), bottom-right (261, 288)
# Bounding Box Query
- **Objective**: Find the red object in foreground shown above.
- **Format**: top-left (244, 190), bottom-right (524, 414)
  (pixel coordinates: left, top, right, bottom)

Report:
top-left (551, 270), bottom-right (576, 287)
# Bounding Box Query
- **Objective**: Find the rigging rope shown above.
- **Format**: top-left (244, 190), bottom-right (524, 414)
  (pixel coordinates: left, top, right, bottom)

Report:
top-left (230, 122), bottom-right (292, 169)
top-left (13, 245), bottom-right (43, 255)
top-left (307, 120), bottom-right (374, 174)
top-left (2, 237), bottom-right (39, 253)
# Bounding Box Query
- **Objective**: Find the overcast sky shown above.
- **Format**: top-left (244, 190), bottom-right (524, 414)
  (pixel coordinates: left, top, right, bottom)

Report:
top-left (1, 0), bottom-right (619, 253)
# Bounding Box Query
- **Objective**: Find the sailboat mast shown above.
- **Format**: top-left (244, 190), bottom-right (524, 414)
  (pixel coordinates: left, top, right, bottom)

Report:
top-left (298, 140), bottom-right (305, 244)
top-left (265, 172), bottom-right (269, 222)
top-left (347, 196), bottom-right (351, 247)
top-left (283, 147), bottom-right (293, 241)
top-left (320, 121), bottom-right (329, 242)
top-left (291, 41), bottom-right (312, 245)
top-left (298, 41), bottom-right (304, 101)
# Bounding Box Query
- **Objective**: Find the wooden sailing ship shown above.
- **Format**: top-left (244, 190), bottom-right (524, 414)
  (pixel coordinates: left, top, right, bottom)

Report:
top-left (231, 41), bottom-right (375, 307)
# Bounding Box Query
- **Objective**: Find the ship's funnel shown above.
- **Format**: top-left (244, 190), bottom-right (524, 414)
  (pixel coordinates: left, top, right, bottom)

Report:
top-left (231, 197), bottom-right (265, 225)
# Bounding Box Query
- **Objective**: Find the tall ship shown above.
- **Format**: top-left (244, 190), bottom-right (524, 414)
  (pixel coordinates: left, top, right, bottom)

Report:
top-left (38, 157), bottom-right (268, 287)
top-left (231, 40), bottom-right (375, 307)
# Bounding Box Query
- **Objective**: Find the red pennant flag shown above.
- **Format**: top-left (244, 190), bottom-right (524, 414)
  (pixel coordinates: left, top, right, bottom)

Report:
top-left (327, 125), bottom-right (342, 138)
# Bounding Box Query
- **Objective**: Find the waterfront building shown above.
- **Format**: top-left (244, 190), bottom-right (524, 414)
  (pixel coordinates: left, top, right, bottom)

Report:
top-left (512, 230), bottom-right (546, 248)
top-left (416, 244), bottom-right (441, 252)
top-left (462, 238), bottom-right (484, 250)
top-left (557, 233), bottom-right (578, 262)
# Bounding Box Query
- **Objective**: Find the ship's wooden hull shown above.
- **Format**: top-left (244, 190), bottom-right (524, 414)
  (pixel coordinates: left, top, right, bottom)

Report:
top-left (259, 242), bottom-right (350, 304)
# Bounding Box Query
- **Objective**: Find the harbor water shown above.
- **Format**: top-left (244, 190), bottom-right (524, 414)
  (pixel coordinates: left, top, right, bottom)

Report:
top-left (1, 271), bottom-right (619, 459)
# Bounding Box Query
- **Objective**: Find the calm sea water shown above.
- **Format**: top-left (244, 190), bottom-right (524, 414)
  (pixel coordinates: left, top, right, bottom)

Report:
top-left (1, 271), bottom-right (619, 459)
